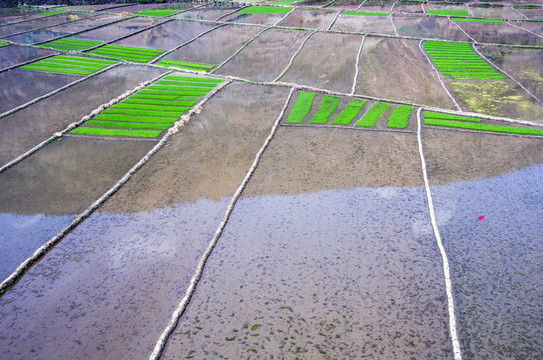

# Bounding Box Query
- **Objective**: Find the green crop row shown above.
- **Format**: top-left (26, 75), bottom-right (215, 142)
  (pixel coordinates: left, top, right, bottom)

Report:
top-left (122, 98), bottom-right (196, 107)
top-left (156, 60), bottom-right (215, 72)
top-left (424, 111), bottom-right (481, 122)
top-left (134, 10), bottom-right (180, 17)
top-left (517, 4), bottom-right (541, 9)
top-left (356, 102), bottom-right (392, 127)
top-left (268, 0), bottom-right (300, 5)
top-left (39, 10), bottom-right (68, 16)
top-left (426, 9), bottom-right (469, 16)
top-left (452, 17), bottom-right (502, 23)
top-left (85, 120), bottom-right (171, 130)
top-left (285, 92), bottom-right (315, 124)
top-left (387, 105), bottom-right (413, 129)
top-left (331, 99), bottom-right (366, 125)
top-left (38, 38), bottom-right (101, 51)
top-left (163, 75), bottom-right (223, 83)
top-left (238, 6), bottom-right (293, 14)
top-left (71, 127), bottom-right (162, 138)
top-left (342, 11), bottom-right (388, 16)
top-left (138, 89), bottom-right (209, 97)
top-left (425, 118), bottom-right (543, 136)
top-left (88, 45), bottom-right (165, 63)
top-left (114, 103), bottom-right (190, 112)
top-left (310, 95), bottom-right (339, 124)
top-left (0, 42), bottom-right (8, 46)
top-left (94, 114), bottom-right (177, 123)
top-left (21, 55), bottom-right (115, 76)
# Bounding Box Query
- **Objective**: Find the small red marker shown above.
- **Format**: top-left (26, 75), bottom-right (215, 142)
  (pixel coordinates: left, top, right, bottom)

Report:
top-left (477, 215), bottom-right (485, 221)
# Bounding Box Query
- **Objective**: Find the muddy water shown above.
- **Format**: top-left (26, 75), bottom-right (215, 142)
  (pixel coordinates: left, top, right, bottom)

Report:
top-left (70, 16), bottom-right (162, 43)
top-left (355, 37), bottom-right (457, 108)
top-left (222, 12), bottom-right (285, 25)
top-left (111, 20), bottom-right (217, 50)
top-left (393, 16), bottom-right (471, 42)
top-left (0, 82), bottom-right (290, 360)
top-left (423, 129), bottom-right (543, 359)
top-left (280, 32), bottom-right (363, 93)
top-left (216, 28), bottom-right (310, 82)
top-left (0, 65), bottom-right (165, 166)
top-left (0, 12), bottom-right (95, 37)
top-left (0, 136), bottom-right (154, 279)
top-left (161, 128), bottom-right (452, 359)
top-left (332, 14), bottom-right (396, 35)
top-left (173, 7), bottom-right (240, 21)
top-left (0, 68), bottom-right (77, 114)
top-left (161, 24), bottom-right (261, 66)
top-left (455, 21), bottom-right (543, 46)
top-left (278, 9), bottom-right (339, 30)
top-left (0, 45), bottom-right (56, 71)
top-left (106, 3), bottom-right (177, 14)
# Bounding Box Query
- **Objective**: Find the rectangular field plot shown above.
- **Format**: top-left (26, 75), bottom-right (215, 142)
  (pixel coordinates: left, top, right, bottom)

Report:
top-left (0, 83), bottom-right (292, 360)
top-left (280, 32), bottom-right (363, 93)
top-left (469, 5), bottom-right (525, 19)
top-left (173, 6), bottom-right (240, 21)
top-left (454, 20), bottom-right (543, 46)
top-left (515, 5), bottom-right (543, 20)
top-left (37, 38), bottom-right (101, 51)
top-left (277, 9), bottom-right (339, 30)
top-left (157, 24), bottom-right (261, 67)
top-left (68, 16), bottom-right (164, 43)
top-left (21, 55), bottom-right (116, 75)
top-left (354, 37), bottom-right (457, 109)
top-left (88, 45), bottom-right (164, 63)
top-left (221, 7), bottom-right (289, 25)
top-left (0, 45), bottom-right (56, 71)
top-left (134, 9), bottom-right (181, 17)
top-left (332, 12), bottom-right (396, 35)
top-left (0, 135), bottom-right (154, 280)
top-left (0, 65), bottom-right (166, 165)
top-left (0, 12), bottom-right (95, 38)
top-left (160, 128), bottom-right (453, 359)
top-left (215, 28), bottom-right (311, 82)
top-left (422, 129), bottom-right (543, 360)
top-left (392, 16), bottom-right (472, 41)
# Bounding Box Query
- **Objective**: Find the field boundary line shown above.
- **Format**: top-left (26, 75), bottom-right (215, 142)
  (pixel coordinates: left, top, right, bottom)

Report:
top-left (0, 61), bottom-right (122, 121)
top-left (215, 5), bottom-right (249, 21)
top-left (423, 123), bottom-right (543, 139)
top-left (390, 14), bottom-right (398, 36)
top-left (510, 6), bottom-right (528, 20)
top-left (0, 74), bottom-right (230, 297)
top-left (416, 107), bottom-right (462, 360)
top-left (0, 70), bottom-right (172, 175)
top-left (418, 39), bottom-right (462, 111)
top-left (274, 30), bottom-right (318, 82)
top-left (0, 9), bottom-right (69, 28)
top-left (448, 17), bottom-right (478, 43)
top-left (149, 87), bottom-right (295, 360)
top-left (391, 0), bottom-right (399, 13)
top-left (281, 122), bottom-right (413, 134)
top-left (505, 20), bottom-right (543, 40)
top-left (356, 0), bottom-right (368, 11)
top-left (275, 7), bottom-right (296, 26)
top-left (0, 52), bottom-right (56, 75)
top-left (472, 44), bottom-right (542, 104)
top-left (3, 12), bottom-right (102, 39)
top-left (350, 34), bottom-right (366, 95)
top-left (466, 4), bottom-right (474, 18)
top-left (327, 10), bottom-right (341, 30)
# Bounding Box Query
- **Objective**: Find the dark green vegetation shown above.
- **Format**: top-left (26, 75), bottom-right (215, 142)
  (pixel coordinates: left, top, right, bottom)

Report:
top-left (155, 60), bottom-right (214, 72)
top-left (426, 9), bottom-right (470, 17)
top-left (285, 92), bottom-right (316, 124)
top-left (424, 41), bottom-right (504, 80)
top-left (387, 105), bottom-right (413, 129)
top-left (331, 99), bottom-right (366, 125)
top-left (71, 75), bottom-right (223, 138)
top-left (452, 17), bottom-right (502, 23)
top-left (0, 42), bottom-right (7, 46)
top-left (38, 10), bottom-right (67, 16)
top-left (38, 38), bottom-right (101, 51)
top-left (238, 6), bottom-right (293, 14)
top-left (21, 55), bottom-right (116, 76)
top-left (517, 4), bottom-right (542, 9)
top-left (356, 102), bottom-right (392, 127)
top-left (134, 10), bottom-right (180, 17)
top-left (341, 11), bottom-right (388, 16)
top-left (88, 45), bottom-right (165, 63)
top-left (424, 111), bottom-right (543, 136)
top-left (310, 95), bottom-right (339, 124)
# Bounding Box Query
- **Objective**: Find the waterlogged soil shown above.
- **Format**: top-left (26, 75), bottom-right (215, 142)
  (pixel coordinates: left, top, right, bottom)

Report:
top-left (469, 5), bottom-right (524, 20)
top-left (393, 16), bottom-right (471, 42)
top-left (173, 7), bottom-right (240, 21)
top-left (0, 68), bottom-right (77, 114)
top-left (0, 9), bottom-right (49, 26)
top-left (0, 83), bottom-right (290, 360)
top-left (454, 21), bottom-right (543, 46)
top-left (0, 12), bottom-right (95, 37)
top-left (332, 14), bottom-right (396, 35)
top-left (161, 128), bottom-right (452, 359)
top-left (423, 129), bottom-right (543, 359)
top-left (222, 11), bottom-right (286, 25)
top-left (514, 21), bottom-right (543, 37)
top-left (0, 65), bottom-right (165, 165)
top-left (216, 28), bottom-right (310, 82)
top-left (355, 37), bottom-right (456, 108)
top-left (70, 16), bottom-right (163, 43)
top-left (392, 4), bottom-right (423, 14)
top-left (112, 20), bottom-right (217, 50)
top-left (278, 9), bottom-right (339, 30)
top-left (106, 3), bottom-right (178, 14)
top-left (280, 31), bottom-right (363, 93)
top-left (0, 45), bottom-right (56, 71)
top-left (515, 7), bottom-right (543, 20)
top-left (161, 24), bottom-right (261, 66)
top-left (478, 45), bottom-right (543, 101)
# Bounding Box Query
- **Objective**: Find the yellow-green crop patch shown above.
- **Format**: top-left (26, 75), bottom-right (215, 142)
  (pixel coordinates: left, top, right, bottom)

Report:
top-left (0, 42), bottom-right (8, 46)
top-left (38, 9), bottom-right (68, 16)
top-left (134, 10), bottom-right (180, 17)
top-left (426, 9), bottom-right (469, 17)
top-left (356, 102), bottom-right (392, 127)
top-left (452, 17), bottom-right (502, 23)
top-left (155, 60), bottom-right (215, 72)
top-left (341, 11), bottom-right (388, 16)
top-left (88, 45), bottom-right (165, 63)
top-left (21, 55), bottom-right (116, 76)
top-left (38, 38), bottom-right (102, 51)
top-left (238, 6), bottom-right (293, 14)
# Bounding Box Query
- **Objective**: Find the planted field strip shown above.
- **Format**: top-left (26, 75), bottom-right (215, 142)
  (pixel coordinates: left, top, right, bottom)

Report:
top-left (452, 17), bottom-right (502, 23)
top-left (88, 45), bottom-right (164, 63)
top-left (238, 6), bottom-right (293, 14)
top-left (134, 10), bottom-right (180, 17)
top-left (424, 111), bottom-right (543, 136)
top-left (155, 60), bottom-right (214, 72)
top-left (21, 55), bottom-right (116, 76)
top-left (38, 10), bottom-right (68, 16)
top-left (37, 38), bottom-right (101, 51)
top-left (285, 91), bottom-right (315, 124)
top-left (331, 99), bottom-right (366, 125)
top-left (356, 102), bottom-right (392, 127)
top-left (71, 75), bottom-right (223, 138)
top-left (426, 9), bottom-right (469, 17)
top-left (387, 105), bottom-right (413, 129)
top-left (341, 11), bottom-right (388, 16)
top-left (0, 42), bottom-right (8, 46)
top-left (310, 95), bottom-right (339, 124)
top-left (424, 41), bottom-right (504, 79)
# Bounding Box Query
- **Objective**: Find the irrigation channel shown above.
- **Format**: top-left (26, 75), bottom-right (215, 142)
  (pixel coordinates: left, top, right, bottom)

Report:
top-left (0, 1), bottom-right (543, 359)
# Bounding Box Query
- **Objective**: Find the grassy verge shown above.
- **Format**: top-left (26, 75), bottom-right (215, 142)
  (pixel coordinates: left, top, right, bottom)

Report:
top-left (387, 105), bottom-right (413, 129)
top-left (356, 102), bottom-right (392, 127)
top-left (310, 95), bottom-right (339, 124)
top-left (426, 9), bottom-right (469, 16)
top-left (39, 10), bottom-right (68, 16)
top-left (38, 38), bottom-right (101, 51)
top-left (517, 4), bottom-right (541, 9)
top-left (156, 60), bottom-right (215, 72)
top-left (134, 10), bottom-right (180, 17)
top-left (0, 42), bottom-right (8, 46)
top-left (331, 99), bottom-right (367, 125)
top-left (71, 127), bottom-right (162, 138)
top-left (425, 118), bottom-right (543, 136)
top-left (285, 92), bottom-right (316, 124)
top-left (238, 6), bottom-right (293, 14)
top-left (452, 17), bottom-right (502, 23)
top-left (342, 11), bottom-right (388, 16)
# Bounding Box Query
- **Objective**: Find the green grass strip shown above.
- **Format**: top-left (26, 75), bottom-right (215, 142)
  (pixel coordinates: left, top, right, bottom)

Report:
top-left (356, 102), bottom-right (392, 127)
top-left (94, 114), bottom-right (177, 123)
top-left (426, 9), bottom-right (469, 16)
top-left (38, 39), bottom-right (101, 51)
top-left (238, 6), bottom-right (292, 14)
top-left (96, 45), bottom-right (164, 55)
top-left (21, 65), bottom-right (91, 75)
top-left (285, 92), bottom-right (316, 124)
top-left (134, 10), bottom-right (180, 17)
top-left (38, 59), bottom-right (103, 70)
top-left (425, 118), bottom-right (543, 136)
top-left (331, 99), bottom-right (367, 125)
top-left (53, 55), bottom-right (116, 65)
top-left (102, 108), bottom-right (187, 117)
top-left (164, 75), bottom-right (223, 83)
top-left (39, 10), bottom-right (68, 16)
top-left (424, 112), bottom-right (481, 122)
top-left (156, 60), bottom-right (215, 71)
top-left (0, 42), bottom-right (7, 46)
top-left (85, 120), bottom-right (171, 130)
top-left (148, 85), bottom-right (215, 92)
top-left (387, 105), bottom-right (413, 129)
top-left (310, 95), bottom-right (339, 124)
top-left (114, 103), bottom-right (191, 112)
top-left (269, 0), bottom-right (300, 5)
top-left (130, 94), bottom-right (200, 101)
top-left (341, 11), bottom-right (388, 16)
top-left (154, 80), bottom-right (217, 87)
top-left (71, 127), bottom-right (162, 138)
top-left (137, 89), bottom-right (208, 96)
top-left (452, 17), bottom-right (502, 23)
top-left (518, 4), bottom-right (541, 9)
top-left (122, 99), bottom-right (196, 107)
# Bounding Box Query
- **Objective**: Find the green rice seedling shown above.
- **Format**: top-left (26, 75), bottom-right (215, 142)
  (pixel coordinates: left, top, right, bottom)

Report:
top-left (71, 127), bottom-right (162, 138)
top-left (21, 55), bottom-right (115, 75)
top-left (94, 114), bottom-right (177, 123)
top-left (310, 95), bottom-right (339, 124)
top-left (154, 80), bottom-right (217, 87)
top-left (21, 65), bottom-right (92, 76)
top-left (517, 4), bottom-right (541, 9)
top-left (0, 42), bottom-right (7, 46)
top-left (285, 92), bottom-right (316, 124)
top-left (341, 11), bottom-right (388, 16)
top-left (164, 75), bottom-right (223, 83)
top-left (424, 118), bottom-right (543, 136)
top-left (452, 17), bottom-right (502, 23)
top-left (269, 0), bottom-right (300, 5)
top-left (156, 60), bottom-right (215, 72)
top-left (89, 45), bottom-right (164, 63)
top-left (38, 10), bottom-right (68, 16)
top-left (238, 6), bottom-right (293, 14)
top-left (53, 55), bottom-right (116, 65)
top-left (114, 103), bottom-right (191, 112)
top-left (137, 89), bottom-right (208, 96)
top-left (85, 120), bottom-right (171, 130)
top-left (102, 108), bottom-right (188, 117)
top-left (37, 38), bottom-right (101, 51)
top-left (424, 111), bottom-right (481, 122)
top-left (331, 99), bottom-right (367, 125)
top-left (356, 102), bottom-right (392, 127)
top-left (38, 60), bottom-right (103, 70)
top-left (130, 94), bottom-right (200, 101)
top-left (148, 85), bottom-right (215, 92)
top-left (122, 99), bottom-right (196, 106)
top-left (134, 10), bottom-right (180, 17)
top-left (426, 9), bottom-right (469, 16)
top-left (387, 105), bottom-right (413, 129)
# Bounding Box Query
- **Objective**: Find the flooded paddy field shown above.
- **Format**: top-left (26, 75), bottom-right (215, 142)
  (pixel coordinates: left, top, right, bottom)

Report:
top-left (1, 1), bottom-right (542, 360)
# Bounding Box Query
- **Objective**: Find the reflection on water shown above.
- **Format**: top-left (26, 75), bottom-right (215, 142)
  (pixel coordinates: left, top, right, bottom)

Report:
top-left (0, 45), bottom-right (56, 71)
top-left (278, 9), bottom-right (339, 30)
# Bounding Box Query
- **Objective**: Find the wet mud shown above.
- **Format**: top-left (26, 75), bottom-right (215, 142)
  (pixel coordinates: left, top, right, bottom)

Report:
top-left (278, 9), bottom-right (339, 30)
top-left (393, 16), bottom-right (471, 42)
top-left (332, 13), bottom-right (396, 35)
top-left (222, 12), bottom-right (285, 25)
top-left (469, 6), bottom-right (524, 20)
top-left (70, 16), bottom-right (163, 43)
top-left (173, 7), bottom-right (240, 21)
top-left (0, 12), bottom-right (95, 38)
top-left (454, 21), bottom-right (543, 46)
